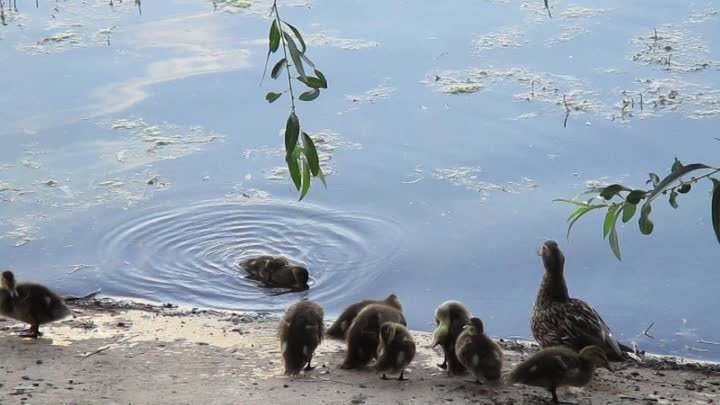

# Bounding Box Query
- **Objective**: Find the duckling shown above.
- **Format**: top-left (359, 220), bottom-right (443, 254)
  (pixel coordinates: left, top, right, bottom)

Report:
top-left (531, 241), bottom-right (632, 361)
top-left (327, 294), bottom-right (402, 340)
top-left (0, 271), bottom-right (72, 338)
top-left (506, 345), bottom-right (612, 403)
top-left (341, 303), bottom-right (406, 370)
top-left (278, 299), bottom-right (324, 376)
top-left (375, 322), bottom-right (416, 381)
top-left (239, 255), bottom-right (288, 278)
top-left (262, 265), bottom-right (309, 290)
top-left (455, 317), bottom-right (503, 385)
top-left (431, 300), bottom-right (471, 374)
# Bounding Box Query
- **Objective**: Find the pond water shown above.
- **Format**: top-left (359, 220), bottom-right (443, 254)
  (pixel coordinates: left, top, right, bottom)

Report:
top-left (1, 0), bottom-right (719, 361)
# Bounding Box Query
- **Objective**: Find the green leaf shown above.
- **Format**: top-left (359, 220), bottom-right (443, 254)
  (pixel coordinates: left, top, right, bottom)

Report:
top-left (317, 166), bottom-right (327, 188)
top-left (678, 183), bottom-right (691, 194)
top-left (285, 112), bottom-right (300, 155)
top-left (669, 190), bottom-right (679, 208)
top-left (639, 203), bottom-right (654, 235)
top-left (622, 203), bottom-right (636, 223)
top-left (269, 20), bottom-right (280, 53)
top-left (302, 132), bottom-right (320, 176)
top-left (609, 222), bottom-right (622, 260)
top-left (671, 157), bottom-right (682, 172)
top-left (603, 203), bottom-right (619, 238)
top-left (554, 198), bottom-right (592, 208)
top-left (283, 22), bottom-right (306, 53)
top-left (299, 158), bottom-right (311, 200)
top-left (297, 75), bottom-right (327, 89)
top-left (300, 53), bottom-right (316, 69)
top-left (299, 88), bottom-right (320, 101)
top-left (286, 152), bottom-right (301, 191)
top-left (271, 58), bottom-right (286, 79)
top-left (647, 173), bottom-right (660, 186)
top-left (645, 163), bottom-right (710, 202)
top-left (265, 92), bottom-right (282, 103)
top-left (566, 204), bottom-right (607, 240)
top-left (626, 190), bottom-right (647, 204)
top-left (284, 32), bottom-right (306, 78)
top-left (314, 69), bottom-right (328, 88)
top-left (712, 178), bottom-right (720, 244)
top-left (600, 184), bottom-right (631, 200)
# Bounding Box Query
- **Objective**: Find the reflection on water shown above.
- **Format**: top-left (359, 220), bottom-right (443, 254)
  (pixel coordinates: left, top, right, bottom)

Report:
top-left (0, 0), bottom-right (719, 361)
top-left (96, 200), bottom-right (402, 311)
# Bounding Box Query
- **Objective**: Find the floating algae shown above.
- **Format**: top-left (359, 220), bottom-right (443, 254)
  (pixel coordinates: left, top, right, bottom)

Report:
top-left (305, 32), bottom-right (378, 50)
top-left (433, 167), bottom-right (537, 201)
top-left (472, 25), bottom-right (527, 54)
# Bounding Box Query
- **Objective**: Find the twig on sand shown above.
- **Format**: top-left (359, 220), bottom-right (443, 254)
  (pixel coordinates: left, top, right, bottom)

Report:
top-left (642, 322), bottom-right (655, 339)
top-left (81, 334), bottom-right (138, 358)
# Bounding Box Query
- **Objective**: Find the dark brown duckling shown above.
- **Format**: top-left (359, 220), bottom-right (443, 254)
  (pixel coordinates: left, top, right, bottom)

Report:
top-left (326, 294), bottom-right (402, 340)
top-left (531, 240), bottom-right (632, 361)
top-left (239, 255), bottom-right (288, 278)
top-left (431, 300), bottom-right (471, 375)
top-left (455, 317), bottom-right (503, 385)
top-left (375, 322), bottom-right (416, 381)
top-left (278, 299), bottom-right (324, 376)
top-left (0, 271), bottom-right (72, 338)
top-left (507, 345), bottom-right (612, 403)
top-left (262, 265), bottom-right (309, 290)
top-left (341, 303), bottom-right (406, 370)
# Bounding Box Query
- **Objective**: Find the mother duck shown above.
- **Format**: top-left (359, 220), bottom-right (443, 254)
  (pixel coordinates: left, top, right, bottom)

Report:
top-left (531, 241), bottom-right (631, 360)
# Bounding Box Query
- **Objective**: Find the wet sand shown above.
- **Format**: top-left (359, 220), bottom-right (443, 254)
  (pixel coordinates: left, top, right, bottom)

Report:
top-left (1, 299), bottom-right (718, 404)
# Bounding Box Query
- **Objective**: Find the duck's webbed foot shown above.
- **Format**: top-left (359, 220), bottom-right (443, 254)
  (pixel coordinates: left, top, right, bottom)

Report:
top-left (19, 325), bottom-right (41, 338)
top-left (397, 370), bottom-right (408, 381)
top-left (381, 373), bottom-right (389, 380)
top-left (304, 356), bottom-right (315, 371)
top-left (437, 358), bottom-right (447, 370)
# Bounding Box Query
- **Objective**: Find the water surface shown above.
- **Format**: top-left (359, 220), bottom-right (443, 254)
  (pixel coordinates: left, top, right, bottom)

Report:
top-left (1, 0), bottom-right (719, 360)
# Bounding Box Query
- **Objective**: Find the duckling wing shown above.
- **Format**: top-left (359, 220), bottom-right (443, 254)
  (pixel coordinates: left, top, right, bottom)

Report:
top-left (562, 299), bottom-right (622, 358)
top-left (510, 351), bottom-right (572, 386)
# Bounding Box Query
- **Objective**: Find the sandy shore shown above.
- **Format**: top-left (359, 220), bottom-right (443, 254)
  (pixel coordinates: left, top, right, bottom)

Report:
top-left (1, 299), bottom-right (718, 405)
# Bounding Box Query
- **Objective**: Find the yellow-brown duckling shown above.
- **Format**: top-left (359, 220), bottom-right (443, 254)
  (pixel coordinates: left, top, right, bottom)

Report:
top-left (431, 300), bottom-right (471, 375)
top-left (507, 345), bottom-right (611, 404)
top-left (375, 322), bottom-right (416, 381)
top-left (531, 241), bottom-right (632, 361)
top-left (340, 303), bottom-right (406, 370)
top-left (0, 270), bottom-right (72, 338)
top-left (326, 294), bottom-right (402, 340)
top-left (239, 255), bottom-right (288, 279)
top-left (455, 317), bottom-right (503, 385)
top-left (239, 256), bottom-right (309, 290)
top-left (278, 299), bottom-right (324, 376)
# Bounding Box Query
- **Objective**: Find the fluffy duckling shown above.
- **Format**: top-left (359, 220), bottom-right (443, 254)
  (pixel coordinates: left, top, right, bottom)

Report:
top-left (531, 241), bottom-right (631, 361)
top-left (239, 255), bottom-right (288, 278)
top-left (326, 294), bottom-right (402, 340)
top-left (507, 345), bottom-right (612, 403)
top-left (0, 271), bottom-right (72, 338)
top-left (341, 303), bottom-right (406, 370)
top-left (455, 317), bottom-right (503, 385)
top-left (375, 322), bottom-right (416, 381)
top-left (278, 299), bottom-right (324, 376)
top-left (431, 300), bottom-right (471, 375)
top-left (262, 265), bottom-right (309, 290)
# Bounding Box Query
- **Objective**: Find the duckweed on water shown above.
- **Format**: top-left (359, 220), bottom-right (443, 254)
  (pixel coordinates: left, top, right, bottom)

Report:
top-left (344, 82), bottom-right (396, 104)
top-left (473, 25), bottom-right (527, 54)
top-left (433, 167), bottom-right (537, 201)
top-left (305, 32), bottom-right (379, 50)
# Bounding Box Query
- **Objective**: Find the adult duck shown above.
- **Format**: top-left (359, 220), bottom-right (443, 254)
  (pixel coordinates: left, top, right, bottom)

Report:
top-left (530, 241), bottom-right (631, 360)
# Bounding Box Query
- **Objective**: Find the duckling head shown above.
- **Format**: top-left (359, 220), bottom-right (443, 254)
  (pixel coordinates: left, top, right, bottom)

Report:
top-left (380, 322), bottom-right (399, 345)
top-left (579, 345), bottom-right (612, 371)
top-left (1, 271), bottom-right (18, 299)
top-left (384, 294), bottom-right (402, 310)
top-left (290, 266), bottom-right (310, 288)
top-left (463, 317), bottom-right (485, 335)
top-left (539, 240), bottom-right (565, 273)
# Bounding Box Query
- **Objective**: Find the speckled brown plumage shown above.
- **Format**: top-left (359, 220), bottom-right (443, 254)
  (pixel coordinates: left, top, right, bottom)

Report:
top-left (340, 304), bottom-right (406, 370)
top-left (455, 317), bottom-right (503, 384)
top-left (278, 299), bottom-right (324, 376)
top-left (375, 322), bottom-right (416, 380)
top-left (530, 241), bottom-right (627, 361)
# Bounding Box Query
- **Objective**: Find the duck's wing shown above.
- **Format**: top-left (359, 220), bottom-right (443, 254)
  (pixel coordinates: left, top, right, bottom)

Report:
top-left (563, 298), bottom-right (622, 358)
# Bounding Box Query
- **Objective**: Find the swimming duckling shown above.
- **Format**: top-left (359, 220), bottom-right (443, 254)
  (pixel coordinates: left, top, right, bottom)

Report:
top-left (327, 294), bottom-right (402, 340)
top-left (531, 241), bottom-right (631, 361)
top-left (431, 300), bottom-right (471, 375)
top-left (262, 265), bottom-right (309, 290)
top-left (239, 255), bottom-right (288, 278)
top-left (507, 345), bottom-right (611, 404)
top-left (375, 322), bottom-right (416, 381)
top-left (341, 303), bottom-right (406, 370)
top-left (455, 317), bottom-right (503, 385)
top-left (278, 299), bottom-right (324, 376)
top-left (0, 271), bottom-right (72, 338)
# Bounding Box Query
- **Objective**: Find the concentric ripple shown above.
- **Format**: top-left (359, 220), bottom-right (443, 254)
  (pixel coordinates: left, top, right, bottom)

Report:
top-left (97, 200), bottom-right (402, 312)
